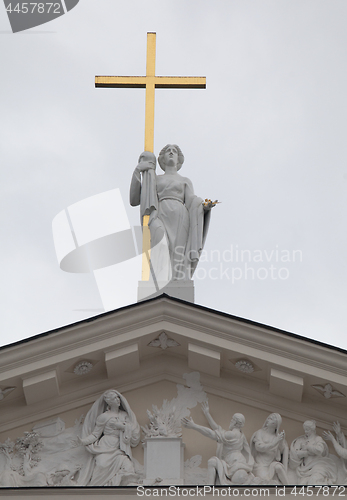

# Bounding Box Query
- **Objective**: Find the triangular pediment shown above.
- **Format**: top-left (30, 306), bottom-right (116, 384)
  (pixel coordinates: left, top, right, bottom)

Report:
top-left (1, 295), bottom-right (347, 431)
top-left (1, 295), bottom-right (347, 491)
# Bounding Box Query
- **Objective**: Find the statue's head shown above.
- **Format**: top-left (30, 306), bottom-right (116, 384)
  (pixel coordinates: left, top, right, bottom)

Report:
top-left (303, 420), bottom-right (316, 435)
top-left (138, 151), bottom-right (156, 166)
top-left (229, 413), bottom-right (245, 429)
top-left (158, 144), bottom-right (184, 171)
top-left (103, 390), bottom-right (121, 408)
top-left (264, 413), bottom-right (282, 433)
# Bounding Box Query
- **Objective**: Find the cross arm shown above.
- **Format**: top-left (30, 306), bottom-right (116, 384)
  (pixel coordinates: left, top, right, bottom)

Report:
top-left (154, 76), bottom-right (206, 89)
top-left (95, 75), bottom-right (206, 89)
top-left (95, 76), bottom-right (148, 88)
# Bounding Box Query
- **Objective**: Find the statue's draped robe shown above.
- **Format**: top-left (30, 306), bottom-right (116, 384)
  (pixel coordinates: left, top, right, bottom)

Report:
top-left (213, 427), bottom-right (254, 484)
top-left (289, 434), bottom-right (337, 485)
top-left (250, 430), bottom-right (288, 484)
top-left (78, 392), bottom-right (140, 486)
top-left (130, 167), bottom-right (211, 281)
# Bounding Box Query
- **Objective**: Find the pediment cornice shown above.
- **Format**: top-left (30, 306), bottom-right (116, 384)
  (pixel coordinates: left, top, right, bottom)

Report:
top-left (1, 295), bottom-right (347, 433)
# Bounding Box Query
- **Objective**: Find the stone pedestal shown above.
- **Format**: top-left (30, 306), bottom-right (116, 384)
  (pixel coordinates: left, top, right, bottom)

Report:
top-left (143, 437), bottom-right (185, 485)
top-left (138, 280), bottom-right (194, 302)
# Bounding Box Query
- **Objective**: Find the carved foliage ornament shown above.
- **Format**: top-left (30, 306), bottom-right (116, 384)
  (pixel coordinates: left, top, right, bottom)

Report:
top-left (235, 360), bottom-right (254, 374)
top-left (148, 332), bottom-right (180, 350)
top-left (73, 361), bottom-right (93, 376)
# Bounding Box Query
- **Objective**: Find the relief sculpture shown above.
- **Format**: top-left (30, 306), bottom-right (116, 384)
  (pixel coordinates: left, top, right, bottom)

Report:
top-left (1, 381), bottom-right (347, 486)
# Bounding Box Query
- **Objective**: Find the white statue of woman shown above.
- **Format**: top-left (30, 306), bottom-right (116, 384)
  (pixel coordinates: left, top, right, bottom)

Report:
top-left (182, 402), bottom-right (254, 485)
top-left (290, 420), bottom-right (337, 485)
top-left (76, 389), bottom-right (140, 486)
top-left (130, 145), bottom-right (214, 282)
top-left (250, 413), bottom-right (289, 485)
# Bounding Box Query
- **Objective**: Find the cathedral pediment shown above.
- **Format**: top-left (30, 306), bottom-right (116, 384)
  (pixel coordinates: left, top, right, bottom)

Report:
top-left (1, 295), bottom-right (347, 493)
top-left (1, 295), bottom-right (347, 431)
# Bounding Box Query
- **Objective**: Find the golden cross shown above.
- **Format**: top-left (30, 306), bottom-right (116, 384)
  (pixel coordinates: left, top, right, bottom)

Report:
top-left (95, 32), bottom-right (206, 281)
top-left (95, 32), bottom-right (206, 153)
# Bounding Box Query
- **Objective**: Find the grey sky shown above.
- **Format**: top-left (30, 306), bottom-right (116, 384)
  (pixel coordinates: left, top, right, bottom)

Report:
top-left (1, 0), bottom-right (347, 348)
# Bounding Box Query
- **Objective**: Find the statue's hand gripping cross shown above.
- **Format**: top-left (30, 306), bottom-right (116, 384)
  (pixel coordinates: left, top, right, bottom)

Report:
top-left (95, 32), bottom-right (206, 280)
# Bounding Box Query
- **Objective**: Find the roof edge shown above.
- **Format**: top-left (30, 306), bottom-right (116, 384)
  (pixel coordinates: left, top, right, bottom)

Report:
top-left (1, 294), bottom-right (346, 356)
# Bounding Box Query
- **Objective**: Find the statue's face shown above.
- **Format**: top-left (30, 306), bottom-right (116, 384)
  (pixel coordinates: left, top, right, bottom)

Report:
top-left (229, 414), bottom-right (244, 429)
top-left (303, 421), bottom-right (315, 436)
top-left (104, 391), bottom-right (120, 407)
top-left (164, 145), bottom-right (178, 167)
top-left (265, 414), bottom-right (277, 429)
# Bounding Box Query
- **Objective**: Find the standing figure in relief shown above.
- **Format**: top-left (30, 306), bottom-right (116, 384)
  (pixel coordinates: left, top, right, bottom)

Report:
top-left (250, 413), bottom-right (289, 485)
top-left (182, 402), bottom-right (254, 485)
top-left (289, 420), bottom-right (337, 485)
top-left (130, 145), bottom-right (213, 282)
top-left (76, 390), bottom-right (140, 486)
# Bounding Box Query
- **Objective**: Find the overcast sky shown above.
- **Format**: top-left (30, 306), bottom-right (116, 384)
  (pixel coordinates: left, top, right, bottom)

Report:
top-left (1, 0), bottom-right (347, 349)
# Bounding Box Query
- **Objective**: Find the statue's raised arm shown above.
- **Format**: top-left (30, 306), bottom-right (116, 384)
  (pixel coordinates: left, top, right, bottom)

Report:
top-left (182, 410), bottom-right (254, 485)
